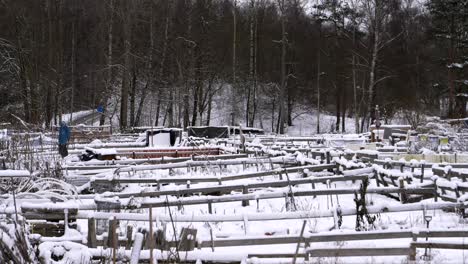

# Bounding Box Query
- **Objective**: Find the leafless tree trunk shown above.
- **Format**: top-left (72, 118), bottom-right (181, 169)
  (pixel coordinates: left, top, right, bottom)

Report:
top-left (316, 18), bottom-right (321, 134)
top-left (129, 64), bottom-right (137, 127)
top-left (159, 5), bottom-right (171, 126)
top-left (342, 84), bottom-right (346, 132)
top-left (277, 0), bottom-right (287, 134)
top-left (182, 0), bottom-right (193, 129)
top-left (134, 0), bottom-right (155, 127)
top-left (247, 0), bottom-right (257, 127)
top-left (352, 25), bottom-right (359, 133)
top-left (70, 21), bottom-right (76, 124)
top-left (100, 0), bottom-right (114, 126)
top-left (232, 0), bottom-right (237, 125)
top-left (45, 0), bottom-right (54, 128)
top-left (120, 0), bottom-right (132, 130)
top-left (364, 0), bottom-right (398, 129)
top-left (15, 20), bottom-right (31, 123)
top-left (54, 0), bottom-right (63, 126)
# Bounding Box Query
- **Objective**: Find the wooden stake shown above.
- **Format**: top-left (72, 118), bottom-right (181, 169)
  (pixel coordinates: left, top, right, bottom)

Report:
top-left (293, 220), bottom-right (307, 264)
top-left (242, 185), bottom-right (250, 206)
top-left (126, 225), bottom-right (133, 250)
top-left (87, 217), bottom-right (97, 248)
top-left (110, 217), bottom-right (117, 264)
top-left (399, 178), bottom-right (407, 204)
top-left (149, 205), bottom-right (154, 264)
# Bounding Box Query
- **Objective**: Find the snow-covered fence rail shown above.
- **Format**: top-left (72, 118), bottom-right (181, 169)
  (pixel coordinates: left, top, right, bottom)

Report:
top-left (113, 156), bottom-right (300, 174)
top-left (71, 141), bottom-right (147, 150)
top-left (333, 157), bottom-right (367, 171)
top-left (371, 163), bottom-right (468, 204)
top-left (355, 150), bottom-right (379, 162)
top-left (116, 147), bottom-right (223, 159)
top-left (17, 184), bottom-right (437, 220)
top-left (32, 238), bottom-right (468, 264)
top-left (305, 241), bottom-right (468, 261)
top-left (0, 169), bottom-right (31, 178)
top-left (64, 153), bottom-right (249, 170)
top-left (204, 229), bottom-right (468, 248)
top-left (123, 186), bottom-right (433, 210)
top-left (259, 137), bottom-right (322, 143)
top-left (31, 225), bottom-right (468, 263)
top-left (96, 174), bottom-right (367, 198)
top-left (433, 176), bottom-right (468, 207)
top-left (91, 164), bottom-right (336, 191)
top-left (432, 166), bottom-right (468, 181)
top-left (231, 230), bottom-right (468, 262)
top-left (33, 201), bottom-right (460, 223)
top-left (372, 164), bottom-right (435, 202)
top-left (375, 159), bottom-right (468, 171)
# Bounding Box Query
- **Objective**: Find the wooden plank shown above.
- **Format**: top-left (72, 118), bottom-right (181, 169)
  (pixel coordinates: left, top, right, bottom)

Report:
top-left (65, 154), bottom-right (249, 170)
top-left (200, 230), bottom-right (414, 248)
top-left (135, 185), bottom-right (431, 208)
top-left (247, 253), bottom-right (306, 258)
top-left (98, 174), bottom-right (365, 198)
top-left (307, 247), bottom-right (410, 257)
top-left (87, 218), bottom-right (97, 248)
top-left (418, 230), bottom-right (468, 238)
top-left (115, 156), bottom-right (299, 174)
top-left (92, 164), bottom-right (335, 186)
top-left (101, 165), bottom-right (336, 196)
top-left (413, 242), bottom-right (468, 250)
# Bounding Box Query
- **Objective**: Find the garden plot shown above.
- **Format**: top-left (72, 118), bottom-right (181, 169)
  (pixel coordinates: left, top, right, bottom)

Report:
top-left (0, 134), bottom-right (468, 264)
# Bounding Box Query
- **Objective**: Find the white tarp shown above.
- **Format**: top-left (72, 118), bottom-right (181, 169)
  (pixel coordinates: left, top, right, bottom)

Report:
top-left (149, 133), bottom-right (171, 147)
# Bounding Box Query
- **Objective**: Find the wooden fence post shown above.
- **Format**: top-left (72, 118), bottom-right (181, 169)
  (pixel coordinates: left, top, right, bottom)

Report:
top-left (126, 226), bottom-right (133, 250)
top-left (149, 205), bottom-right (154, 264)
top-left (399, 178), bottom-right (407, 204)
top-left (208, 201), bottom-right (213, 214)
top-left (293, 220), bottom-right (307, 264)
top-left (420, 164), bottom-right (425, 183)
top-left (375, 171), bottom-right (380, 187)
top-left (107, 217), bottom-right (117, 263)
top-left (409, 243), bottom-right (417, 261)
top-left (87, 218), bottom-right (97, 248)
top-left (242, 186), bottom-right (249, 206)
top-left (409, 230), bottom-right (418, 261)
top-left (130, 233), bottom-right (144, 264)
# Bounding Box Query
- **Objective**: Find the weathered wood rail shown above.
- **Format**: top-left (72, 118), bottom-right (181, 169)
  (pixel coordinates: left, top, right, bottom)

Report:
top-left (432, 166), bottom-right (468, 181)
top-left (90, 164), bottom-right (336, 191)
top-left (116, 147), bottom-right (223, 159)
top-left (65, 153), bottom-right (249, 169)
top-left (113, 156), bottom-right (300, 174)
top-left (70, 201), bottom-right (464, 223)
top-left (32, 227), bottom-right (468, 263)
top-left (99, 174), bottom-right (368, 198)
top-left (18, 185), bottom-right (443, 221)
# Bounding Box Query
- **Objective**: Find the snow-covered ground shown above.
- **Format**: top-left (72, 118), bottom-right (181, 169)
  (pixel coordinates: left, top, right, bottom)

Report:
top-left (0, 118), bottom-right (467, 263)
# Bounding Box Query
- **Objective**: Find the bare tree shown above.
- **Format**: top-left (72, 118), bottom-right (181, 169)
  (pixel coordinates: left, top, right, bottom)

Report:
top-left (276, 0), bottom-right (287, 134)
top-left (247, 0), bottom-right (258, 127)
top-left (362, 0), bottom-right (400, 129)
top-left (120, 0), bottom-right (133, 130)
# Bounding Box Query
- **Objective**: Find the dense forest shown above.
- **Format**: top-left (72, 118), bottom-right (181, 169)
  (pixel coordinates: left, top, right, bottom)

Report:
top-left (0, 0), bottom-right (466, 133)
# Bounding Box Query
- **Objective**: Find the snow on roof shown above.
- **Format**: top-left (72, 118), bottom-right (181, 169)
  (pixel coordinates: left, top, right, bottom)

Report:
top-left (84, 147), bottom-right (117, 156)
top-left (0, 169), bottom-right (30, 178)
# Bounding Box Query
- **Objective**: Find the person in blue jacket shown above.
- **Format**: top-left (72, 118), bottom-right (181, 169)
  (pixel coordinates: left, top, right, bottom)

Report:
top-left (58, 121), bottom-right (70, 157)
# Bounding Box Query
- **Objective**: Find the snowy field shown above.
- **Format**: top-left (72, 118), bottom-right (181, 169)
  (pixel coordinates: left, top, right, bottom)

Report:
top-left (0, 124), bottom-right (467, 264)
